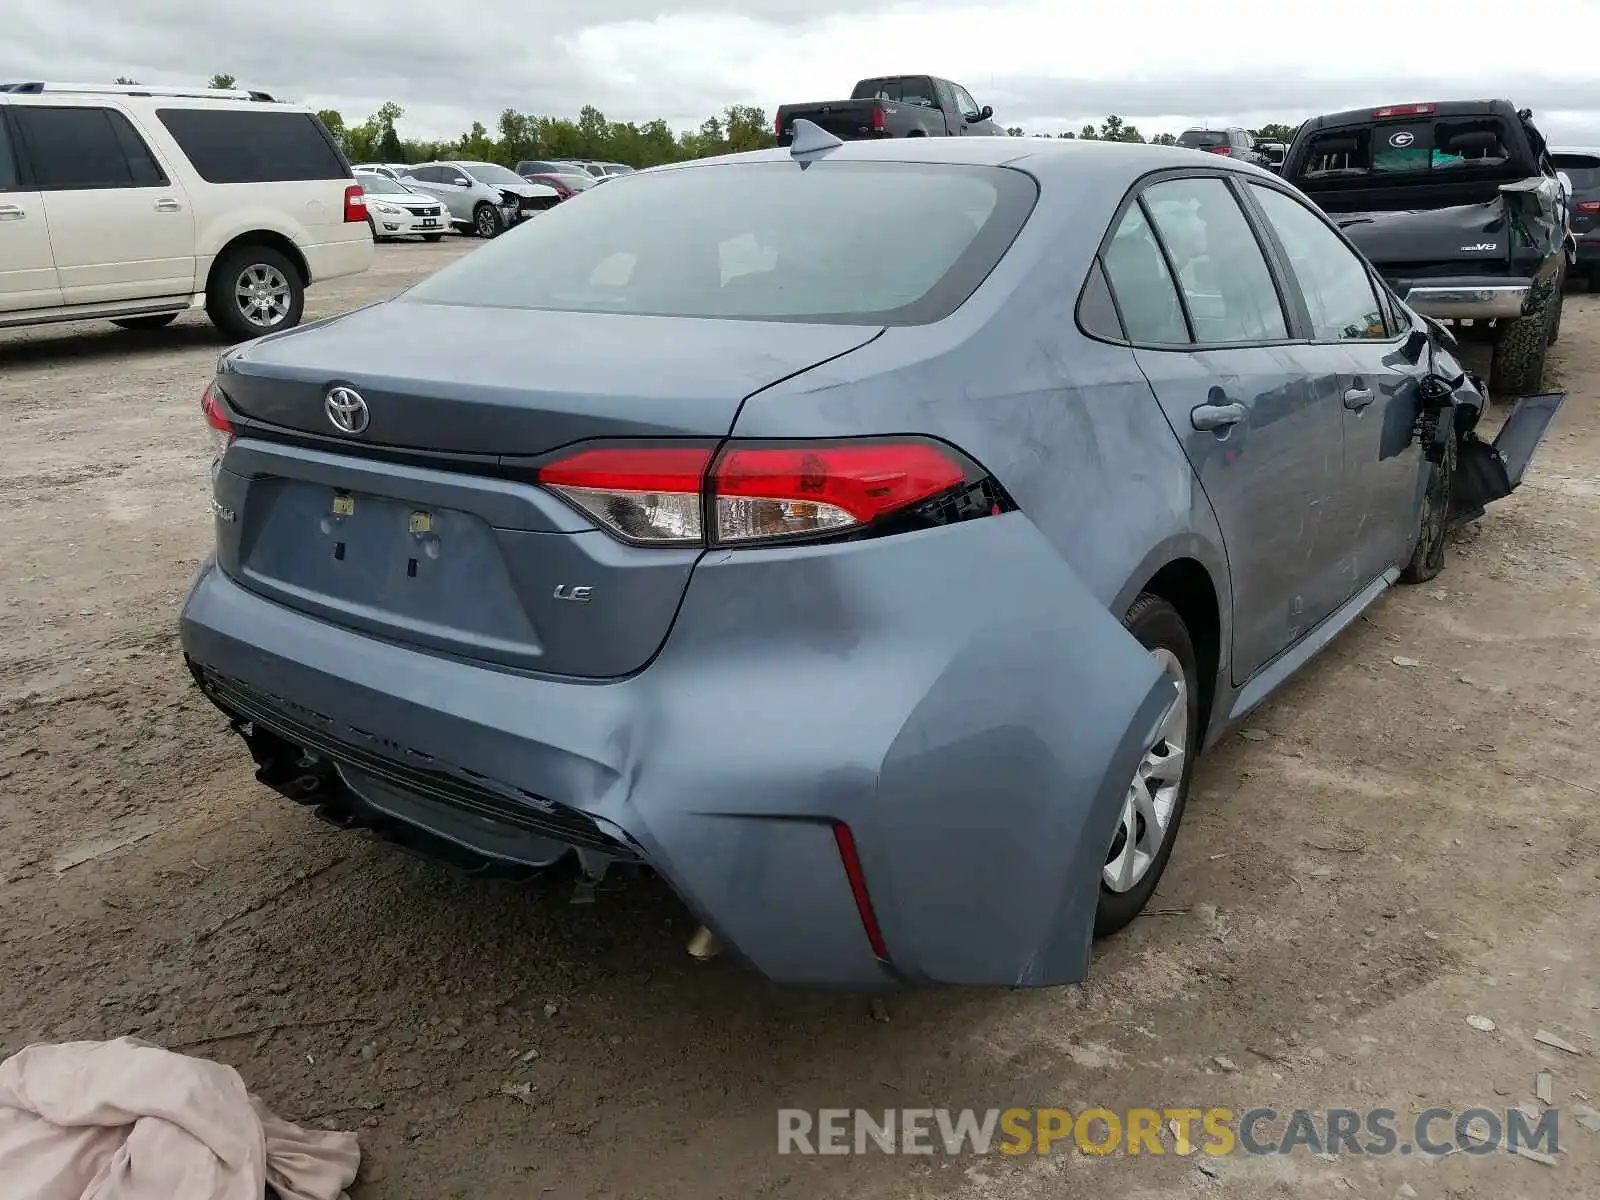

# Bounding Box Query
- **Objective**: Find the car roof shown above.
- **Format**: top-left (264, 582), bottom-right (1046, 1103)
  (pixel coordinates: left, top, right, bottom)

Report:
top-left (1298, 99), bottom-right (1521, 131)
top-left (665, 133), bottom-right (1262, 182)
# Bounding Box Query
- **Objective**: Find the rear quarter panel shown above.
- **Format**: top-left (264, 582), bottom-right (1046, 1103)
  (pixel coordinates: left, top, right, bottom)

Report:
top-left (730, 161), bottom-right (1233, 716)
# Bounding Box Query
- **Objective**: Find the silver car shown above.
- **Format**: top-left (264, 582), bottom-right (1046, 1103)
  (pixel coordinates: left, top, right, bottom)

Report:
top-left (400, 160), bottom-right (561, 237)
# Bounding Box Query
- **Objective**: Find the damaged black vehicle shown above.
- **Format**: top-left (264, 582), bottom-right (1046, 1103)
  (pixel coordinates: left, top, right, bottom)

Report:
top-left (1283, 100), bottom-right (1572, 398)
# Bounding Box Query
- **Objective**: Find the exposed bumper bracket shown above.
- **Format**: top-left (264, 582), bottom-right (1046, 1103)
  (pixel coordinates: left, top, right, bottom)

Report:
top-left (1404, 284), bottom-right (1530, 321)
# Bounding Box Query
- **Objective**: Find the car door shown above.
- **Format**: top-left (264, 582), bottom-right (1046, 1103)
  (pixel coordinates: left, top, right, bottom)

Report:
top-left (1245, 181), bottom-right (1425, 581)
top-left (0, 109), bottom-right (63, 314)
top-left (10, 103), bottom-right (194, 305)
top-left (949, 83), bottom-right (991, 136)
top-left (1104, 174), bottom-right (1346, 683)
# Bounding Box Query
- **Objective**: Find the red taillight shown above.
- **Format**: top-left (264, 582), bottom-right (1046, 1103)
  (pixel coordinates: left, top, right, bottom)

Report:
top-left (871, 107), bottom-right (886, 132)
top-left (202, 382), bottom-right (235, 472)
top-left (535, 439), bottom-right (978, 547)
top-left (774, 113), bottom-right (783, 138)
top-left (833, 822), bottom-right (889, 960)
top-left (538, 445), bottom-right (712, 544)
top-left (1205, 145), bottom-right (1232, 155)
top-left (711, 442), bottom-right (966, 542)
top-left (202, 382), bottom-right (233, 435)
top-left (343, 183), bottom-right (366, 223)
top-left (1578, 200), bottom-right (1600, 212)
top-left (1373, 103), bottom-right (1435, 118)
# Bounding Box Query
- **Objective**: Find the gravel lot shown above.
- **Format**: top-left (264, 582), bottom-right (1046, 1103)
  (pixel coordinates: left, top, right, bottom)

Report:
top-left (2, 241), bottom-right (1597, 1199)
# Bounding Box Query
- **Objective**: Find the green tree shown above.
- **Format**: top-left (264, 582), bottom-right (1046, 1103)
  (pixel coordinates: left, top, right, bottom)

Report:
top-left (1079, 123), bottom-right (1100, 140)
top-left (1152, 132), bottom-right (1178, 146)
top-left (1006, 125), bottom-right (1025, 137)
top-left (316, 109), bottom-right (346, 149)
top-left (114, 76), bottom-right (140, 85)
top-left (1098, 115), bottom-right (1145, 143)
top-left (724, 105), bottom-right (773, 154)
top-left (1251, 122), bottom-right (1298, 144)
top-left (209, 73), bottom-right (236, 89)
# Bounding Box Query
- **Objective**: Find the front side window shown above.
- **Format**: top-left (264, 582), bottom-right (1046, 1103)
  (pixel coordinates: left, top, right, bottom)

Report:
top-left (404, 160), bottom-right (1037, 325)
top-left (952, 85), bottom-right (982, 120)
top-left (13, 106), bottom-right (166, 190)
top-left (1142, 177), bottom-right (1288, 344)
top-left (1249, 184), bottom-right (1389, 341)
top-left (1102, 202), bottom-right (1188, 344)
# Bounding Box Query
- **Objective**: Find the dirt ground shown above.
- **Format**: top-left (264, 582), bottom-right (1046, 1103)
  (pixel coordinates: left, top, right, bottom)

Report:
top-left (3, 241), bottom-right (1598, 1200)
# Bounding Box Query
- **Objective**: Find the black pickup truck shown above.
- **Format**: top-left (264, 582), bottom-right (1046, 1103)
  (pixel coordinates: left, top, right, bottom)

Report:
top-left (1282, 100), bottom-right (1571, 396)
top-left (775, 75), bottom-right (1003, 145)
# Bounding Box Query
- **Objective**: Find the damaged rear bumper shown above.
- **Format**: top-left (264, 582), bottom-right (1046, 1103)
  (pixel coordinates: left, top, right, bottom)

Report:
top-left (179, 514), bottom-right (1172, 989)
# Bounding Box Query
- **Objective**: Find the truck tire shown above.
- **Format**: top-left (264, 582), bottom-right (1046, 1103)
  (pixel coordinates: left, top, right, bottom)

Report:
top-left (1488, 295), bottom-right (1552, 398)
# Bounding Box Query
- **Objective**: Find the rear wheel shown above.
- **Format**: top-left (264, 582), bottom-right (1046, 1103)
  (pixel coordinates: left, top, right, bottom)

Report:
top-left (111, 313), bottom-right (178, 332)
top-left (206, 245), bottom-right (304, 342)
top-left (1398, 421), bottom-right (1458, 585)
top-left (1095, 594), bottom-right (1199, 938)
top-left (1489, 293), bottom-right (1553, 398)
top-left (474, 203), bottom-right (503, 239)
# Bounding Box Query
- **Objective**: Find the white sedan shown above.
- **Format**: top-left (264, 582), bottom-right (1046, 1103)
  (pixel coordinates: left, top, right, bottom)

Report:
top-left (354, 171), bottom-right (451, 242)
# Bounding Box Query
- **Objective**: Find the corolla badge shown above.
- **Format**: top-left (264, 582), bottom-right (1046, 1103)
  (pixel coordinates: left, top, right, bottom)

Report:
top-left (324, 386), bottom-right (370, 434)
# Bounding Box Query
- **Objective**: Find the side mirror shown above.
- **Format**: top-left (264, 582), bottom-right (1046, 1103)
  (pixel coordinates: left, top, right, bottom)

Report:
top-left (451, 176), bottom-right (470, 187)
top-left (979, 105), bottom-right (994, 121)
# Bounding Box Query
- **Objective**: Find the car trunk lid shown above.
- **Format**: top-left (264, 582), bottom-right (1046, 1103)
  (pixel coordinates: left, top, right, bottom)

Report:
top-left (212, 299), bottom-right (883, 678)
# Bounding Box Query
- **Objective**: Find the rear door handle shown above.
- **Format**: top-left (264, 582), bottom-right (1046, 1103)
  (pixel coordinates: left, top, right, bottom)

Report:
top-left (1343, 387), bottom-right (1375, 410)
top-left (0, 204), bottom-right (25, 221)
top-left (155, 197), bottom-right (183, 212)
top-left (1190, 402), bottom-right (1246, 431)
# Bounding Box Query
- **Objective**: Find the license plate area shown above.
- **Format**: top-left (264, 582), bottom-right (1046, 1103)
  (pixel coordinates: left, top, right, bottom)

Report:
top-left (419, 219), bottom-right (438, 227)
top-left (235, 481), bottom-right (544, 664)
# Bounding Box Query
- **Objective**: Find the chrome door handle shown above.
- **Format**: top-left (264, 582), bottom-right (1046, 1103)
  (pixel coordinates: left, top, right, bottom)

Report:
top-left (1343, 387), bottom-right (1375, 410)
top-left (155, 198), bottom-right (183, 212)
top-left (1190, 402), bottom-right (1246, 431)
top-left (0, 204), bottom-right (25, 221)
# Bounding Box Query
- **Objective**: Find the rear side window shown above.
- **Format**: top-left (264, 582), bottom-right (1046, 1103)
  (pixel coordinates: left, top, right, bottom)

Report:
top-left (156, 108), bottom-right (347, 183)
top-left (12, 106), bottom-right (167, 189)
top-left (853, 78), bottom-right (938, 108)
top-left (1103, 203), bottom-right (1188, 344)
top-left (1248, 184), bottom-right (1388, 341)
top-left (1142, 177), bottom-right (1288, 344)
top-left (0, 118), bottom-right (17, 188)
top-left (404, 160), bottom-right (1038, 326)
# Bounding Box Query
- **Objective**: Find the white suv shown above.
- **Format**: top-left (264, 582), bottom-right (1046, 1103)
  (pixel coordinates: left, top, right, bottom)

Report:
top-left (0, 82), bottom-right (373, 340)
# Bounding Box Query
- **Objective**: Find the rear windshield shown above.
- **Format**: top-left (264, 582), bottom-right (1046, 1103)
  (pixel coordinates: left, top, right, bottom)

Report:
top-left (1178, 129), bottom-right (1229, 148)
top-left (1295, 117), bottom-right (1519, 179)
top-left (852, 78), bottom-right (938, 108)
top-left (404, 160), bottom-right (1037, 325)
top-left (1554, 152), bottom-right (1600, 189)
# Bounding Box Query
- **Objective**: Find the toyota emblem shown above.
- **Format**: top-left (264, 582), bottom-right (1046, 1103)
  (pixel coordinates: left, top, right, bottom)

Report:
top-left (324, 386), bottom-right (370, 434)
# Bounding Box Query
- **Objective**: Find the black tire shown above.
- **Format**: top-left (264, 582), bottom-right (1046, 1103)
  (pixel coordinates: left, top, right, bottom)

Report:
top-left (1489, 295), bottom-right (1552, 398)
top-left (1095, 594), bottom-right (1201, 939)
top-left (206, 244), bottom-right (304, 342)
top-left (111, 313), bottom-right (178, 331)
top-left (422, 234), bottom-right (444, 243)
top-left (473, 203), bottom-right (503, 239)
top-left (1398, 423), bottom-right (1458, 585)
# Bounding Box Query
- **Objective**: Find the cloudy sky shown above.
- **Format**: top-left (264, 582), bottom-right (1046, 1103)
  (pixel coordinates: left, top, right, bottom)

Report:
top-left (10, 0), bottom-right (1600, 145)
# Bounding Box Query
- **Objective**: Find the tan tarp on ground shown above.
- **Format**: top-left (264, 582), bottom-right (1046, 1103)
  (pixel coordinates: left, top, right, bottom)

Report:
top-left (0, 1037), bottom-right (360, 1200)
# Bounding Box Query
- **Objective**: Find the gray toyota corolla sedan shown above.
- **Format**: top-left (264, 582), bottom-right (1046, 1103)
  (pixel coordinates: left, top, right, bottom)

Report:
top-left (180, 126), bottom-right (1561, 988)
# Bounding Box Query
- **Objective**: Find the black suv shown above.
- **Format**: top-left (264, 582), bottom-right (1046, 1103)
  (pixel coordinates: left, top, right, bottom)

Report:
top-left (1176, 127), bottom-right (1273, 169)
top-left (1553, 147), bottom-right (1600, 290)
